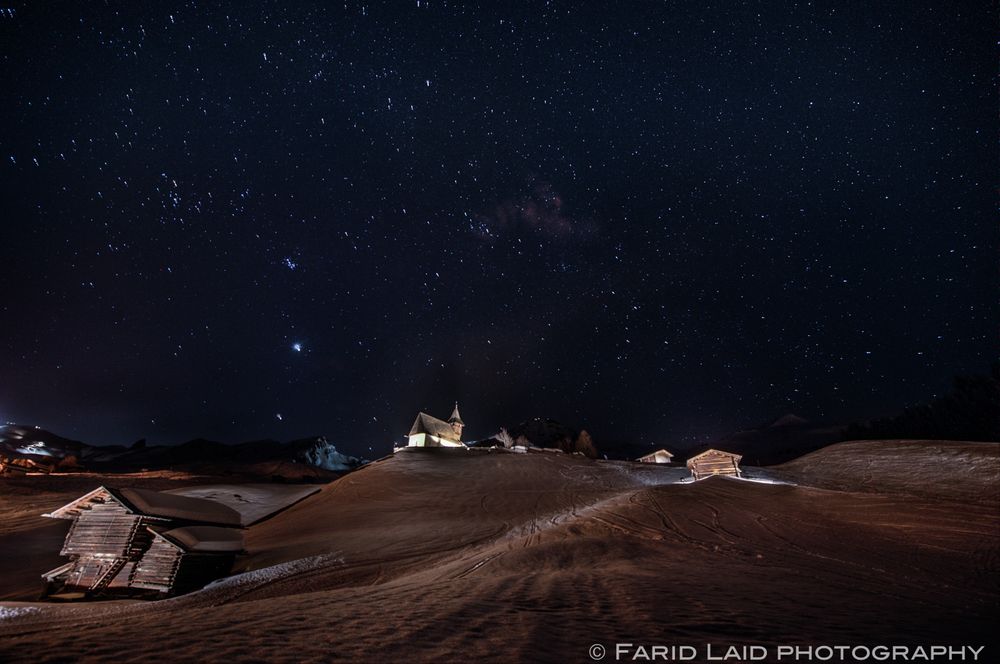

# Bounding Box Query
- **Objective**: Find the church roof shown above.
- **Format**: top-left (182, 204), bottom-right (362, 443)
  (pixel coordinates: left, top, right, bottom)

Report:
top-left (448, 402), bottom-right (464, 425)
top-left (409, 412), bottom-right (460, 442)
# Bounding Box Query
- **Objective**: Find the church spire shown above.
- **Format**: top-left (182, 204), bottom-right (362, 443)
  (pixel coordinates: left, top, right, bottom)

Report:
top-left (448, 402), bottom-right (464, 425)
top-left (448, 402), bottom-right (464, 440)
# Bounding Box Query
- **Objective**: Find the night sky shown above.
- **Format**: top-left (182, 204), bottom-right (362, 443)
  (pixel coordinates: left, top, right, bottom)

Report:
top-left (1, 2), bottom-right (995, 457)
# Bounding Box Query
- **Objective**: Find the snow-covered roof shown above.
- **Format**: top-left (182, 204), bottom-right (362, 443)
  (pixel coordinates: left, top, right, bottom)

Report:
top-left (638, 448), bottom-right (674, 462)
top-left (409, 412), bottom-right (461, 442)
top-left (164, 484), bottom-right (321, 526)
top-left (158, 526), bottom-right (244, 553)
top-left (44, 486), bottom-right (242, 526)
top-left (118, 488), bottom-right (242, 526)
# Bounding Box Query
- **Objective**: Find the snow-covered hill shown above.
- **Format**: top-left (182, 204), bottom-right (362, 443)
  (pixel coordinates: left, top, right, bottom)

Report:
top-left (0, 425), bottom-right (366, 477)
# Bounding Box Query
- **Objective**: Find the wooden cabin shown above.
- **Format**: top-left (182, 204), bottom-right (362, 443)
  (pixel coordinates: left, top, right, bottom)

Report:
top-left (637, 449), bottom-right (674, 464)
top-left (130, 527), bottom-right (244, 594)
top-left (685, 449), bottom-right (742, 480)
top-left (0, 455), bottom-right (54, 475)
top-left (404, 403), bottom-right (466, 448)
top-left (41, 486), bottom-right (243, 598)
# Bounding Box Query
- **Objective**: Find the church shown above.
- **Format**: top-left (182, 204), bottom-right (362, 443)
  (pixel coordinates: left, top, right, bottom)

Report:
top-left (404, 403), bottom-right (466, 448)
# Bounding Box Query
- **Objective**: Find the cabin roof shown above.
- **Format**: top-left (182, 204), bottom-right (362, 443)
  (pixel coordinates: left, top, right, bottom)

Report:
top-left (685, 448), bottom-right (742, 464)
top-left (158, 526), bottom-right (245, 553)
top-left (638, 448), bottom-right (674, 461)
top-left (44, 485), bottom-right (242, 526)
top-left (43, 486), bottom-right (123, 520)
top-left (409, 412), bottom-right (460, 442)
top-left (119, 488), bottom-right (242, 527)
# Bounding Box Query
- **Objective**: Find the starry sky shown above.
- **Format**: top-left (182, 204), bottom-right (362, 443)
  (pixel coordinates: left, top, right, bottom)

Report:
top-left (1, 2), bottom-right (995, 456)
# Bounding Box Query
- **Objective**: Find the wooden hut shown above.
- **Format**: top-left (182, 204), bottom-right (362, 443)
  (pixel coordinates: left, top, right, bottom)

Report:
top-left (41, 486), bottom-right (243, 598)
top-left (637, 449), bottom-right (674, 464)
top-left (130, 527), bottom-right (244, 594)
top-left (685, 449), bottom-right (742, 480)
top-left (0, 455), bottom-right (54, 475)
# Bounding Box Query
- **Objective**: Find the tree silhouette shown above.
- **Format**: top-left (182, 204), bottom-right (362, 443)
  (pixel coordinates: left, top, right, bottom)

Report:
top-left (575, 430), bottom-right (598, 458)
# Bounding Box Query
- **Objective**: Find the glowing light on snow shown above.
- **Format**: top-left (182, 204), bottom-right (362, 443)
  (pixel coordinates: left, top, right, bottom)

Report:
top-left (15, 441), bottom-right (53, 457)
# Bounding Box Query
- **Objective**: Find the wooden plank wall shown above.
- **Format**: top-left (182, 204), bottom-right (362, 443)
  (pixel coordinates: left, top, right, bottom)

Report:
top-left (107, 562), bottom-right (137, 589)
top-left (65, 558), bottom-right (114, 589)
top-left (131, 537), bottom-right (182, 592)
top-left (689, 454), bottom-right (740, 480)
top-left (61, 503), bottom-right (140, 557)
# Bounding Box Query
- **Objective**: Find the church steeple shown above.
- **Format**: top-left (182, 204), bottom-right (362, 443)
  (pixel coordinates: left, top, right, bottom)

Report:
top-left (448, 402), bottom-right (464, 439)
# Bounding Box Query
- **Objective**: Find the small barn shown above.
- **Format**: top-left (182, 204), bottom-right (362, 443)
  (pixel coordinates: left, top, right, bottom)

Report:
top-left (637, 449), bottom-right (674, 464)
top-left (41, 486), bottom-right (244, 598)
top-left (129, 526), bottom-right (244, 594)
top-left (404, 403), bottom-right (466, 448)
top-left (0, 455), bottom-right (54, 475)
top-left (686, 449), bottom-right (742, 480)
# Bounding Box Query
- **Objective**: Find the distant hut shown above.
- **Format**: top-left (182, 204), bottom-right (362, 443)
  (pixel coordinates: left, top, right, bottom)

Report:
top-left (637, 449), bottom-right (674, 464)
top-left (0, 455), bottom-right (54, 475)
top-left (686, 449), bottom-right (742, 480)
top-left (41, 486), bottom-right (243, 598)
top-left (404, 403), bottom-right (466, 448)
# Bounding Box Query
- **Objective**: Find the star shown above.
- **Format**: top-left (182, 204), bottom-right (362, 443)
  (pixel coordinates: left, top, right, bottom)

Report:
top-left (0, 1), bottom-right (990, 462)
